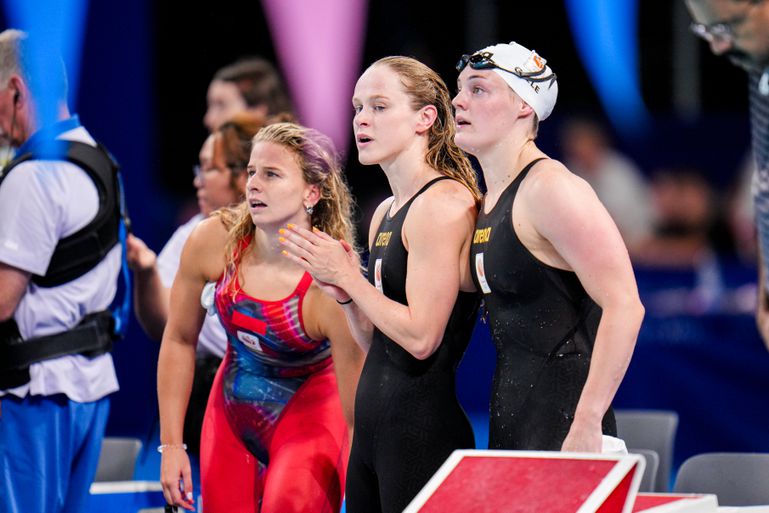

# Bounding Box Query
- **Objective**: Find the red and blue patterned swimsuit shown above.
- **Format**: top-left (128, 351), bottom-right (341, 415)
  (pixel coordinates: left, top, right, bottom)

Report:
top-left (200, 255), bottom-right (348, 513)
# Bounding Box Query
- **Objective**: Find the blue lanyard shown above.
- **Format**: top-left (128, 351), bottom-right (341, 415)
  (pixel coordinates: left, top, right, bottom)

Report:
top-left (16, 115), bottom-right (82, 156)
top-left (113, 172), bottom-right (131, 339)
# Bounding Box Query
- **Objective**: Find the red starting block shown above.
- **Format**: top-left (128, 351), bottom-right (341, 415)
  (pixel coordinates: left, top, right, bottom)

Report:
top-left (404, 449), bottom-right (645, 513)
top-left (632, 493), bottom-right (718, 512)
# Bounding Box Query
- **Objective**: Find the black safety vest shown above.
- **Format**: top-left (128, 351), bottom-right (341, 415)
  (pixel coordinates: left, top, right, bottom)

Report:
top-left (0, 140), bottom-right (123, 286)
top-left (0, 140), bottom-right (125, 389)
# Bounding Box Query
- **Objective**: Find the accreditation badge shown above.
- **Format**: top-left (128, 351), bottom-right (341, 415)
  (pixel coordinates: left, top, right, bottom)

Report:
top-left (237, 331), bottom-right (263, 353)
top-left (475, 252), bottom-right (492, 294)
top-left (374, 258), bottom-right (383, 292)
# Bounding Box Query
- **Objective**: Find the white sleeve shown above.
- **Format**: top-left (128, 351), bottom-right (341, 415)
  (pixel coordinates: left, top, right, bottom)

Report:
top-left (0, 161), bottom-right (99, 276)
top-left (156, 215), bottom-right (202, 288)
top-left (0, 164), bottom-right (64, 275)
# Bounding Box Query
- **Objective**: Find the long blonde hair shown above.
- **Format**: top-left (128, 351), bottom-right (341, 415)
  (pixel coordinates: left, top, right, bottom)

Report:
top-left (374, 56), bottom-right (481, 205)
top-left (216, 122), bottom-right (357, 291)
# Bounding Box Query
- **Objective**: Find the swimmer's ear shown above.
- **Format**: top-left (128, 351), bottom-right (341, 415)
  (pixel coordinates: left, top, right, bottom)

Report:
top-left (304, 183), bottom-right (321, 205)
top-left (415, 104), bottom-right (438, 135)
top-left (518, 99), bottom-right (535, 120)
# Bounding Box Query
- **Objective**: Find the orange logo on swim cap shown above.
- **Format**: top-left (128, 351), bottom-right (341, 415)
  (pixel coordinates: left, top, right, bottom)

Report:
top-left (523, 51), bottom-right (546, 73)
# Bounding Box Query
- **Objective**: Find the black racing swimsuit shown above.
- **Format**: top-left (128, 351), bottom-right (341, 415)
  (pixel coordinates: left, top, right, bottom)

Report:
top-left (470, 159), bottom-right (616, 450)
top-left (345, 177), bottom-right (478, 513)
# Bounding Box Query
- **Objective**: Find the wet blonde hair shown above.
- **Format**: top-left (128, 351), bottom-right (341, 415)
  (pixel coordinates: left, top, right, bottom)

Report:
top-left (374, 56), bottom-right (481, 204)
top-left (216, 122), bottom-right (357, 289)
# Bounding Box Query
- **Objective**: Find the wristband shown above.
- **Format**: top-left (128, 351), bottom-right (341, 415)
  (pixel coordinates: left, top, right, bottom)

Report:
top-left (157, 443), bottom-right (187, 453)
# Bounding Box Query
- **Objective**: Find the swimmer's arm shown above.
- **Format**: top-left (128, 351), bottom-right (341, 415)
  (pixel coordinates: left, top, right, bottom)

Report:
top-left (340, 184), bottom-right (476, 360)
top-left (319, 295), bottom-right (365, 429)
top-left (158, 218), bottom-right (225, 446)
top-left (286, 199), bottom-right (390, 353)
top-left (158, 218), bottom-right (225, 508)
top-left (329, 223), bottom-right (377, 354)
top-left (338, 299), bottom-right (374, 353)
top-left (527, 166), bottom-right (644, 452)
top-left (332, 200), bottom-right (394, 354)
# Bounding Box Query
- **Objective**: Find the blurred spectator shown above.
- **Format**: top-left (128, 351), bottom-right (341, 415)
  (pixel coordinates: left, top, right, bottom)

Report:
top-left (685, 0), bottom-right (769, 347)
top-left (631, 168), bottom-right (753, 314)
top-left (633, 168), bottom-right (732, 266)
top-left (561, 117), bottom-right (653, 250)
top-left (204, 57), bottom-right (294, 131)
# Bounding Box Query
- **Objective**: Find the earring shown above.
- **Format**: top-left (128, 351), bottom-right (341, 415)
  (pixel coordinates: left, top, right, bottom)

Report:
top-left (305, 204), bottom-right (314, 215)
